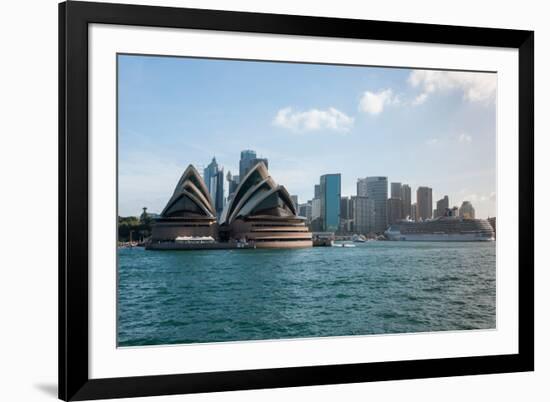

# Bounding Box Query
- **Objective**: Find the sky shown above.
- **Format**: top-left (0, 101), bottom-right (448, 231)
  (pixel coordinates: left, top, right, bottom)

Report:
top-left (118, 54), bottom-right (497, 218)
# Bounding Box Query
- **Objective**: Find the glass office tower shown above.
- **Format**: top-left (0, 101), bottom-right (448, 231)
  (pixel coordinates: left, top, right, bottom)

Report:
top-left (320, 174), bottom-right (341, 232)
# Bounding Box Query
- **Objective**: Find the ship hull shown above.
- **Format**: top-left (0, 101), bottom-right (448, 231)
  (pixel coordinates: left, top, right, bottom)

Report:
top-left (385, 217), bottom-right (495, 242)
top-left (385, 232), bottom-right (494, 242)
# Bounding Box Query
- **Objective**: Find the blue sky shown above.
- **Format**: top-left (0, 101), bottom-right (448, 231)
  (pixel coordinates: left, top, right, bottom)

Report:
top-left (118, 54), bottom-right (497, 218)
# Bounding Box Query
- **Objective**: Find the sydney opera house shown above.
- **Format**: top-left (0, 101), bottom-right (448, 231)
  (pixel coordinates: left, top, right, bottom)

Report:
top-left (150, 162), bottom-right (312, 249)
top-left (150, 165), bottom-right (219, 242)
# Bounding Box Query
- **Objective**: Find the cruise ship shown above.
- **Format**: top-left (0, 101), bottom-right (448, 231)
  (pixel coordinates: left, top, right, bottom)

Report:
top-left (384, 216), bottom-right (495, 242)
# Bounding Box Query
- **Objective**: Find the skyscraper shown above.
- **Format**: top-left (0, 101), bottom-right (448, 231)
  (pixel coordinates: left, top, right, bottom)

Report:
top-left (320, 174), bottom-right (341, 232)
top-left (459, 201), bottom-right (476, 219)
top-left (314, 184), bottom-right (321, 199)
top-left (239, 150), bottom-right (269, 179)
top-left (390, 182), bottom-right (402, 199)
top-left (435, 195), bottom-right (449, 217)
top-left (358, 177), bottom-right (388, 233)
top-left (401, 184), bottom-right (412, 219)
top-left (411, 203), bottom-right (417, 221)
top-left (352, 196), bottom-right (375, 234)
top-left (298, 203), bottom-right (312, 223)
top-left (387, 197), bottom-right (402, 225)
top-left (226, 171), bottom-right (240, 199)
top-left (204, 157), bottom-right (224, 217)
top-left (416, 186), bottom-right (433, 221)
top-left (340, 196), bottom-right (353, 220)
top-left (239, 150), bottom-right (256, 179)
top-left (340, 196), bottom-right (354, 233)
top-left (311, 198), bottom-right (321, 220)
top-left (356, 178), bottom-right (368, 197)
top-left (310, 198), bottom-right (322, 231)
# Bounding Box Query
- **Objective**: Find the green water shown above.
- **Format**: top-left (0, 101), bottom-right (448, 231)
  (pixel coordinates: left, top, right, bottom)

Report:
top-left (117, 241), bottom-right (496, 346)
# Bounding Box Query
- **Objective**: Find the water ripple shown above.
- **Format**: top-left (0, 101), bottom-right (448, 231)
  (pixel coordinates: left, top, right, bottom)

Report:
top-left (117, 242), bottom-right (496, 346)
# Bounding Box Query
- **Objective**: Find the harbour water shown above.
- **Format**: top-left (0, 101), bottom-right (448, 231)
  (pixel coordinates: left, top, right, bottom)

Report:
top-left (117, 241), bottom-right (496, 347)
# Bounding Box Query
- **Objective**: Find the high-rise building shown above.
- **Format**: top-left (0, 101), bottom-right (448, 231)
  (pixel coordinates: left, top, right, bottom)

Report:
top-left (358, 177), bottom-right (388, 233)
top-left (320, 174), bottom-right (341, 232)
top-left (340, 196), bottom-right (354, 220)
top-left (314, 184), bottom-right (321, 199)
top-left (435, 195), bottom-right (449, 217)
top-left (310, 198), bottom-right (322, 231)
top-left (239, 150), bottom-right (269, 179)
top-left (311, 198), bottom-right (321, 220)
top-left (390, 182), bottom-right (402, 199)
top-left (239, 150), bottom-right (256, 179)
top-left (340, 196), bottom-right (354, 233)
top-left (459, 201), bottom-right (476, 219)
top-left (387, 197), bottom-right (402, 225)
top-left (204, 157), bottom-right (224, 217)
top-left (401, 184), bottom-right (412, 219)
top-left (226, 171), bottom-right (240, 199)
top-left (352, 196), bottom-right (375, 234)
top-left (411, 203), bottom-right (417, 221)
top-left (416, 186), bottom-right (433, 221)
top-left (298, 203), bottom-right (312, 223)
top-left (357, 178), bottom-right (368, 197)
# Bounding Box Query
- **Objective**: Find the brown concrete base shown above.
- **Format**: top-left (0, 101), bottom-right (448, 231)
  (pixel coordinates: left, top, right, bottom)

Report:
top-left (254, 240), bottom-right (313, 249)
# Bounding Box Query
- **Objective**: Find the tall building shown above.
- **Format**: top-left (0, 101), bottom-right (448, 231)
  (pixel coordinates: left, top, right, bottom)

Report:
top-left (311, 198), bottom-right (321, 220)
top-left (435, 195), bottom-right (449, 218)
top-left (340, 196), bottom-right (354, 220)
top-left (314, 184), bottom-right (321, 199)
top-left (340, 196), bottom-right (354, 233)
top-left (401, 184), bottom-right (412, 219)
top-left (320, 174), bottom-right (341, 232)
top-left (239, 150), bottom-right (256, 179)
top-left (203, 157), bottom-right (224, 217)
top-left (387, 197), bottom-right (402, 225)
top-left (411, 203), bottom-right (417, 221)
top-left (459, 201), bottom-right (476, 219)
top-left (416, 186), bottom-right (433, 221)
top-left (226, 171), bottom-right (240, 199)
top-left (357, 178), bottom-right (368, 197)
top-left (239, 149), bottom-right (268, 178)
top-left (358, 177), bottom-right (388, 233)
top-left (352, 196), bottom-right (375, 234)
top-left (298, 203), bottom-right (312, 223)
top-left (390, 182), bottom-right (402, 199)
top-left (310, 198), bottom-right (322, 231)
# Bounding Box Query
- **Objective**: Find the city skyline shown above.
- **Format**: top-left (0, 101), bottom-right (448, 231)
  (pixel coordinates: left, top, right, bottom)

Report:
top-left (118, 54), bottom-right (497, 217)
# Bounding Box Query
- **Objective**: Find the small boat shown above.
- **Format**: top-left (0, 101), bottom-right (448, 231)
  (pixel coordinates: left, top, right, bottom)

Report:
top-left (352, 234), bottom-right (367, 243)
top-left (331, 241), bottom-right (356, 248)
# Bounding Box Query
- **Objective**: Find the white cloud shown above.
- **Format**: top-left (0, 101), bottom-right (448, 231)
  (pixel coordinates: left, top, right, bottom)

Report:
top-left (425, 138), bottom-right (439, 146)
top-left (273, 107), bottom-right (354, 132)
top-left (413, 92), bottom-right (429, 105)
top-left (359, 89), bottom-right (400, 115)
top-left (408, 70), bottom-right (496, 105)
top-left (458, 133), bottom-right (473, 144)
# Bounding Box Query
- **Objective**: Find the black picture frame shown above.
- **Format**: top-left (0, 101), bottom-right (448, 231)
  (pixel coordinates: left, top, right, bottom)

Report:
top-left (59, 1), bottom-right (534, 400)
